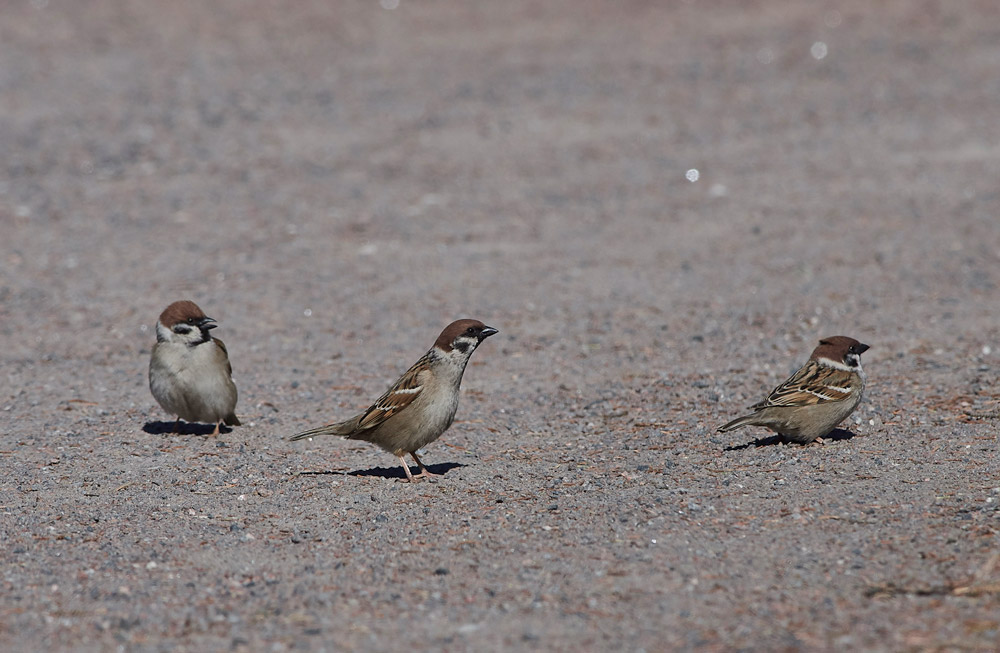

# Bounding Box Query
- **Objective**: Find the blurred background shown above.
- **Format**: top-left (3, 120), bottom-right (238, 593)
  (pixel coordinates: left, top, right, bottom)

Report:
top-left (2, 1), bottom-right (999, 650)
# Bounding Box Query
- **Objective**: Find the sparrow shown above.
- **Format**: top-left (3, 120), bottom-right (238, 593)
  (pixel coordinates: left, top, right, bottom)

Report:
top-left (290, 319), bottom-right (498, 482)
top-left (148, 300), bottom-right (240, 436)
top-left (717, 336), bottom-right (870, 444)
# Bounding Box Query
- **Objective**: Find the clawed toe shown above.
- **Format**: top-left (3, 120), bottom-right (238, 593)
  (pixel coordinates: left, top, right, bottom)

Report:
top-left (396, 452), bottom-right (442, 482)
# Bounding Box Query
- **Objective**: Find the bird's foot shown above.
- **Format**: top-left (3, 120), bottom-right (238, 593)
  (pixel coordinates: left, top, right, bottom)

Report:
top-left (409, 452), bottom-right (440, 481)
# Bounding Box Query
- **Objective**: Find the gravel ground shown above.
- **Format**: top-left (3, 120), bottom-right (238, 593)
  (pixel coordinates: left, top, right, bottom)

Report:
top-left (3, 1), bottom-right (1000, 651)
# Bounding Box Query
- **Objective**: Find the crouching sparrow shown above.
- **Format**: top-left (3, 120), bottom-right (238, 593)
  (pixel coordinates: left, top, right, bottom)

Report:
top-left (149, 300), bottom-right (240, 436)
top-left (718, 336), bottom-right (869, 444)
top-left (290, 319), bottom-right (498, 482)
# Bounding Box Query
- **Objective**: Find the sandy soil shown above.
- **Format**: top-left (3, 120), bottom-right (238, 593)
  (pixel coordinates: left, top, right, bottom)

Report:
top-left (3, 1), bottom-right (999, 650)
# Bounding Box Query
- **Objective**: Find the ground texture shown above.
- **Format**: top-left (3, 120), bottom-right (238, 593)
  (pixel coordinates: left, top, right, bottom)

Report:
top-left (2, 1), bottom-right (999, 651)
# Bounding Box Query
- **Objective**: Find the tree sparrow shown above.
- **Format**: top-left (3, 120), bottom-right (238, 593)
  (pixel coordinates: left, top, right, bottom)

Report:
top-left (717, 336), bottom-right (870, 444)
top-left (148, 300), bottom-right (241, 436)
top-left (290, 319), bottom-right (498, 482)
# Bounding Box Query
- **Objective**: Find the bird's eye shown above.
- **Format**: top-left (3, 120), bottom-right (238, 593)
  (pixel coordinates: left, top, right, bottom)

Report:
top-left (187, 317), bottom-right (197, 324)
top-left (465, 327), bottom-right (476, 336)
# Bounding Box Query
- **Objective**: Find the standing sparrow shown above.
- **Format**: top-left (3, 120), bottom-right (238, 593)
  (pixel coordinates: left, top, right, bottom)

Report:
top-left (290, 319), bottom-right (498, 482)
top-left (717, 336), bottom-right (870, 444)
top-left (149, 300), bottom-right (240, 436)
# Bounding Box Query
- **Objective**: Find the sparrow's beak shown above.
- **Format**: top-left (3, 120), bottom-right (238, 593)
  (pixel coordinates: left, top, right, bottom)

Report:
top-left (854, 343), bottom-right (870, 355)
top-left (198, 317), bottom-right (218, 331)
top-left (479, 326), bottom-right (499, 340)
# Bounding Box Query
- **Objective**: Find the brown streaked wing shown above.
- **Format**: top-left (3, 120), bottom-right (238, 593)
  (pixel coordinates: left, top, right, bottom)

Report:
top-left (212, 337), bottom-right (234, 377)
top-left (754, 360), bottom-right (855, 408)
top-left (355, 353), bottom-right (432, 430)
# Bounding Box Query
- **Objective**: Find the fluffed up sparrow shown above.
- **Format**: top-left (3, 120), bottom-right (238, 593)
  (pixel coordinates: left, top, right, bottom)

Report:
top-left (149, 300), bottom-right (240, 436)
top-left (290, 319), bottom-right (498, 482)
top-left (717, 335), bottom-right (870, 444)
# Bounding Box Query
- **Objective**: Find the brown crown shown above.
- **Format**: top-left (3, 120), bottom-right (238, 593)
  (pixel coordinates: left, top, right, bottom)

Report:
top-left (434, 319), bottom-right (489, 351)
top-left (158, 300), bottom-right (207, 327)
top-left (811, 335), bottom-right (869, 362)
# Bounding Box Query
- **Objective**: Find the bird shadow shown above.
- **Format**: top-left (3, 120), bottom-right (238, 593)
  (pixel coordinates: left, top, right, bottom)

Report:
top-left (142, 421), bottom-right (233, 436)
top-left (724, 428), bottom-right (857, 451)
top-left (825, 428), bottom-right (858, 442)
top-left (350, 461), bottom-right (465, 480)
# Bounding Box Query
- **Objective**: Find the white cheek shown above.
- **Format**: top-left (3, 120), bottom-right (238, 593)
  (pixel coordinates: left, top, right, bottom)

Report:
top-left (819, 356), bottom-right (854, 372)
top-left (155, 322), bottom-right (174, 342)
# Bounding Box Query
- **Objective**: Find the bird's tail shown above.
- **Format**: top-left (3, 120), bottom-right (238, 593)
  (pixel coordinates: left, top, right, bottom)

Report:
top-left (717, 414), bottom-right (756, 433)
top-left (289, 416), bottom-right (361, 441)
top-left (224, 413), bottom-right (241, 427)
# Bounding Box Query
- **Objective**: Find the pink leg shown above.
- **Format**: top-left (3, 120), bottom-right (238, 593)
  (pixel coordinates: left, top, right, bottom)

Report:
top-left (397, 455), bottom-right (417, 482)
top-left (409, 452), bottom-right (440, 479)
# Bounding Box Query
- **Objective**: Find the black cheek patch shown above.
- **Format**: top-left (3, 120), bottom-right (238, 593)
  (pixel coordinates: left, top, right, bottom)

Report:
top-left (174, 325), bottom-right (192, 335)
top-left (452, 340), bottom-right (470, 354)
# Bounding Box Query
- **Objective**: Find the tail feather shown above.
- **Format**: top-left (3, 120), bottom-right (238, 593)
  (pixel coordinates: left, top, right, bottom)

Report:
top-left (224, 413), bottom-right (241, 427)
top-left (717, 413), bottom-right (758, 433)
top-left (289, 416), bottom-right (362, 441)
